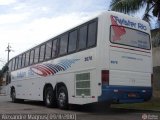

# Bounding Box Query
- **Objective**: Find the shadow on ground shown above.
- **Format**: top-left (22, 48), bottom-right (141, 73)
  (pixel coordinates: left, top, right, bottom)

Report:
top-left (7, 100), bottom-right (159, 114)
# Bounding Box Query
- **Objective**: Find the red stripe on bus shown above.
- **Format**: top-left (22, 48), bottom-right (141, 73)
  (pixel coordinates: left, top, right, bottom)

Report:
top-left (110, 45), bottom-right (151, 53)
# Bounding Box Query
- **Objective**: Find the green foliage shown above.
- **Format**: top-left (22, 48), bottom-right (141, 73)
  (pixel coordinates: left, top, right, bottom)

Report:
top-left (112, 99), bottom-right (160, 110)
top-left (152, 5), bottom-right (158, 16)
top-left (0, 64), bottom-right (8, 78)
top-left (110, 0), bottom-right (146, 14)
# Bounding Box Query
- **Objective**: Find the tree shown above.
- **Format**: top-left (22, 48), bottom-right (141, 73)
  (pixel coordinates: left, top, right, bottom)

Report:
top-left (0, 70), bottom-right (3, 86)
top-left (0, 64), bottom-right (8, 86)
top-left (0, 64), bottom-right (8, 78)
top-left (109, 0), bottom-right (160, 24)
top-left (0, 70), bottom-right (3, 78)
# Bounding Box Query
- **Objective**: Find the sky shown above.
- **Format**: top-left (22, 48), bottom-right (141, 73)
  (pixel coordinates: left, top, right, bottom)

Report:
top-left (0, 0), bottom-right (110, 68)
top-left (0, 0), bottom-right (157, 68)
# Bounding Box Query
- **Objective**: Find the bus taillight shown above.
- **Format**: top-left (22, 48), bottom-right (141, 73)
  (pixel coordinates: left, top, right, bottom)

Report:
top-left (101, 70), bottom-right (109, 85)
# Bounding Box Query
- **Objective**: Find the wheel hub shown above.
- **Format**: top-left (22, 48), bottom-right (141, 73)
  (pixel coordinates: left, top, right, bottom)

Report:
top-left (58, 92), bottom-right (66, 106)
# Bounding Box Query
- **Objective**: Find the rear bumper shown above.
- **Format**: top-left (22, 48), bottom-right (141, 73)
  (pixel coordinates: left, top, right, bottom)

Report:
top-left (98, 85), bottom-right (152, 103)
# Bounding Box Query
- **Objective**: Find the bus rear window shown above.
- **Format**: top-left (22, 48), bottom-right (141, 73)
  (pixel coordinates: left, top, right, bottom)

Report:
top-left (110, 25), bottom-right (150, 50)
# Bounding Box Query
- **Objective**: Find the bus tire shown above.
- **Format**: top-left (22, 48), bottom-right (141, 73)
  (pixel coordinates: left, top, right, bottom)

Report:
top-left (57, 86), bottom-right (68, 109)
top-left (11, 88), bottom-right (24, 103)
top-left (45, 87), bottom-right (56, 108)
top-left (11, 88), bottom-right (16, 103)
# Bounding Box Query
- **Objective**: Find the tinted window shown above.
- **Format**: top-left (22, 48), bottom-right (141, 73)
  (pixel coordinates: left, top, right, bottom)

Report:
top-left (68, 30), bottom-right (77, 53)
top-left (25, 52), bottom-right (30, 66)
top-left (8, 60), bottom-right (12, 71)
top-left (18, 55), bottom-right (22, 69)
top-left (21, 54), bottom-right (26, 68)
top-left (78, 25), bottom-right (87, 50)
top-left (59, 34), bottom-right (68, 55)
top-left (110, 25), bottom-right (150, 50)
top-left (15, 57), bottom-right (19, 70)
top-left (87, 22), bottom-right (97, 47)
top-left (52, 39), bottom-right (58, 58)
top-left (34, 47), bottom-right (39, 63)
top-left (11, 58), bottom-right (15, 71)
top-left (39, 44), bottom-right (45, 62)
top-left (29, 50), bottom-right (34, 65)
top-left (45, 41), bottom-right (52, 60)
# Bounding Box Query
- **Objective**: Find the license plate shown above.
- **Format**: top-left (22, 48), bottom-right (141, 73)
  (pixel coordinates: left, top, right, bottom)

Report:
top-left (128, 93), bottom-right (137, 97)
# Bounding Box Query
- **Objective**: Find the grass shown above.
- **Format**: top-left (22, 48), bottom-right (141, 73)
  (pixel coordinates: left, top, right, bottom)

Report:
top-left (111, 99), bottom-right (160, 111)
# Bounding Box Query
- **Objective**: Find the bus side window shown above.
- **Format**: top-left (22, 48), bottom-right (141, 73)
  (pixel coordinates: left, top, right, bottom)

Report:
top-left (29, 49), bottom-right (34, 65)
top-left (59, 34), bottom-right (68, 55)
top-left (52, 39), bottom-right (58, 58)
top-left (8, 60), bottom-right (12, 71)
top-left (45, 41), bottom-right (52, 60)
top-left (87, 21), bottom-right (97, 48)
top-left (21, 53), bottom-right (26, 68)
top-left (68, 30), bottom-right (77, 53)
top-left (39, 44), bottom-right (45, 62)
top-left (11, 58), bottom-right (15, 71)
top-left (34, 47), bottom-right (39, 64)
top-left (78, 25), bottom-right (87, 50)
top-left (15, 57), bottom-right (19, 70)
top-left (25, 52), bottom-right (30, 67)
top-left (18, 55), bottom-right (22, 69)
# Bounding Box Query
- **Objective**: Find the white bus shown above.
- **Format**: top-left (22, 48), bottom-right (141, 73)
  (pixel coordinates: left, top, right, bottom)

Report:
top-left (6, 11), bottom-right (152, 109)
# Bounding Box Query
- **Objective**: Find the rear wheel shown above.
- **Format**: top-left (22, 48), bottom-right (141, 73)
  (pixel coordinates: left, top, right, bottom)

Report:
top-left (57, 86), bottom-right (68, 109)
top-left (45, 87), bottom-right (56, 108)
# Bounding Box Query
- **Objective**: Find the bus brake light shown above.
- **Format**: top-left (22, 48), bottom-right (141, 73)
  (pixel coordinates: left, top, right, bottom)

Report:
top-left (101, 70), bottom-right (109, 85)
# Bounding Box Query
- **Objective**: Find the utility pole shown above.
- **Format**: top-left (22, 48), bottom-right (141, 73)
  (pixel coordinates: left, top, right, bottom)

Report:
top-left (5, 43), bottom-right (13, 85)
top-left (5, 43), bottom-right (13, 63)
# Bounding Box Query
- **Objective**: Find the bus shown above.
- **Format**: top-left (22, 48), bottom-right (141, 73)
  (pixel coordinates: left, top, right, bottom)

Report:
top-left (6, 11), bottom-right (152, 109)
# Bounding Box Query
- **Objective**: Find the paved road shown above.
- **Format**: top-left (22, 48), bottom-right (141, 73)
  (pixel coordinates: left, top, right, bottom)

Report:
top-left (0, 95), bottom-right (159, 120)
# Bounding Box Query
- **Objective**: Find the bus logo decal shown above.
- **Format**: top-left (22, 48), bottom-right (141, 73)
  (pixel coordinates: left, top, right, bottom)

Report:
top-left (111, 15), bottom-right (147, 31)
top-left (110, 15), bottom-right (126, 41)
top-left (30, 59), bottom-right (80, 77)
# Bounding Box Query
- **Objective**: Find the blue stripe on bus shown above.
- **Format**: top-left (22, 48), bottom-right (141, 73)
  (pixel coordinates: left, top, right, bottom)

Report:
top-left (44, 64), bottom-right (57, 73)
top-left (98, 85), bottom-right (152, 103)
